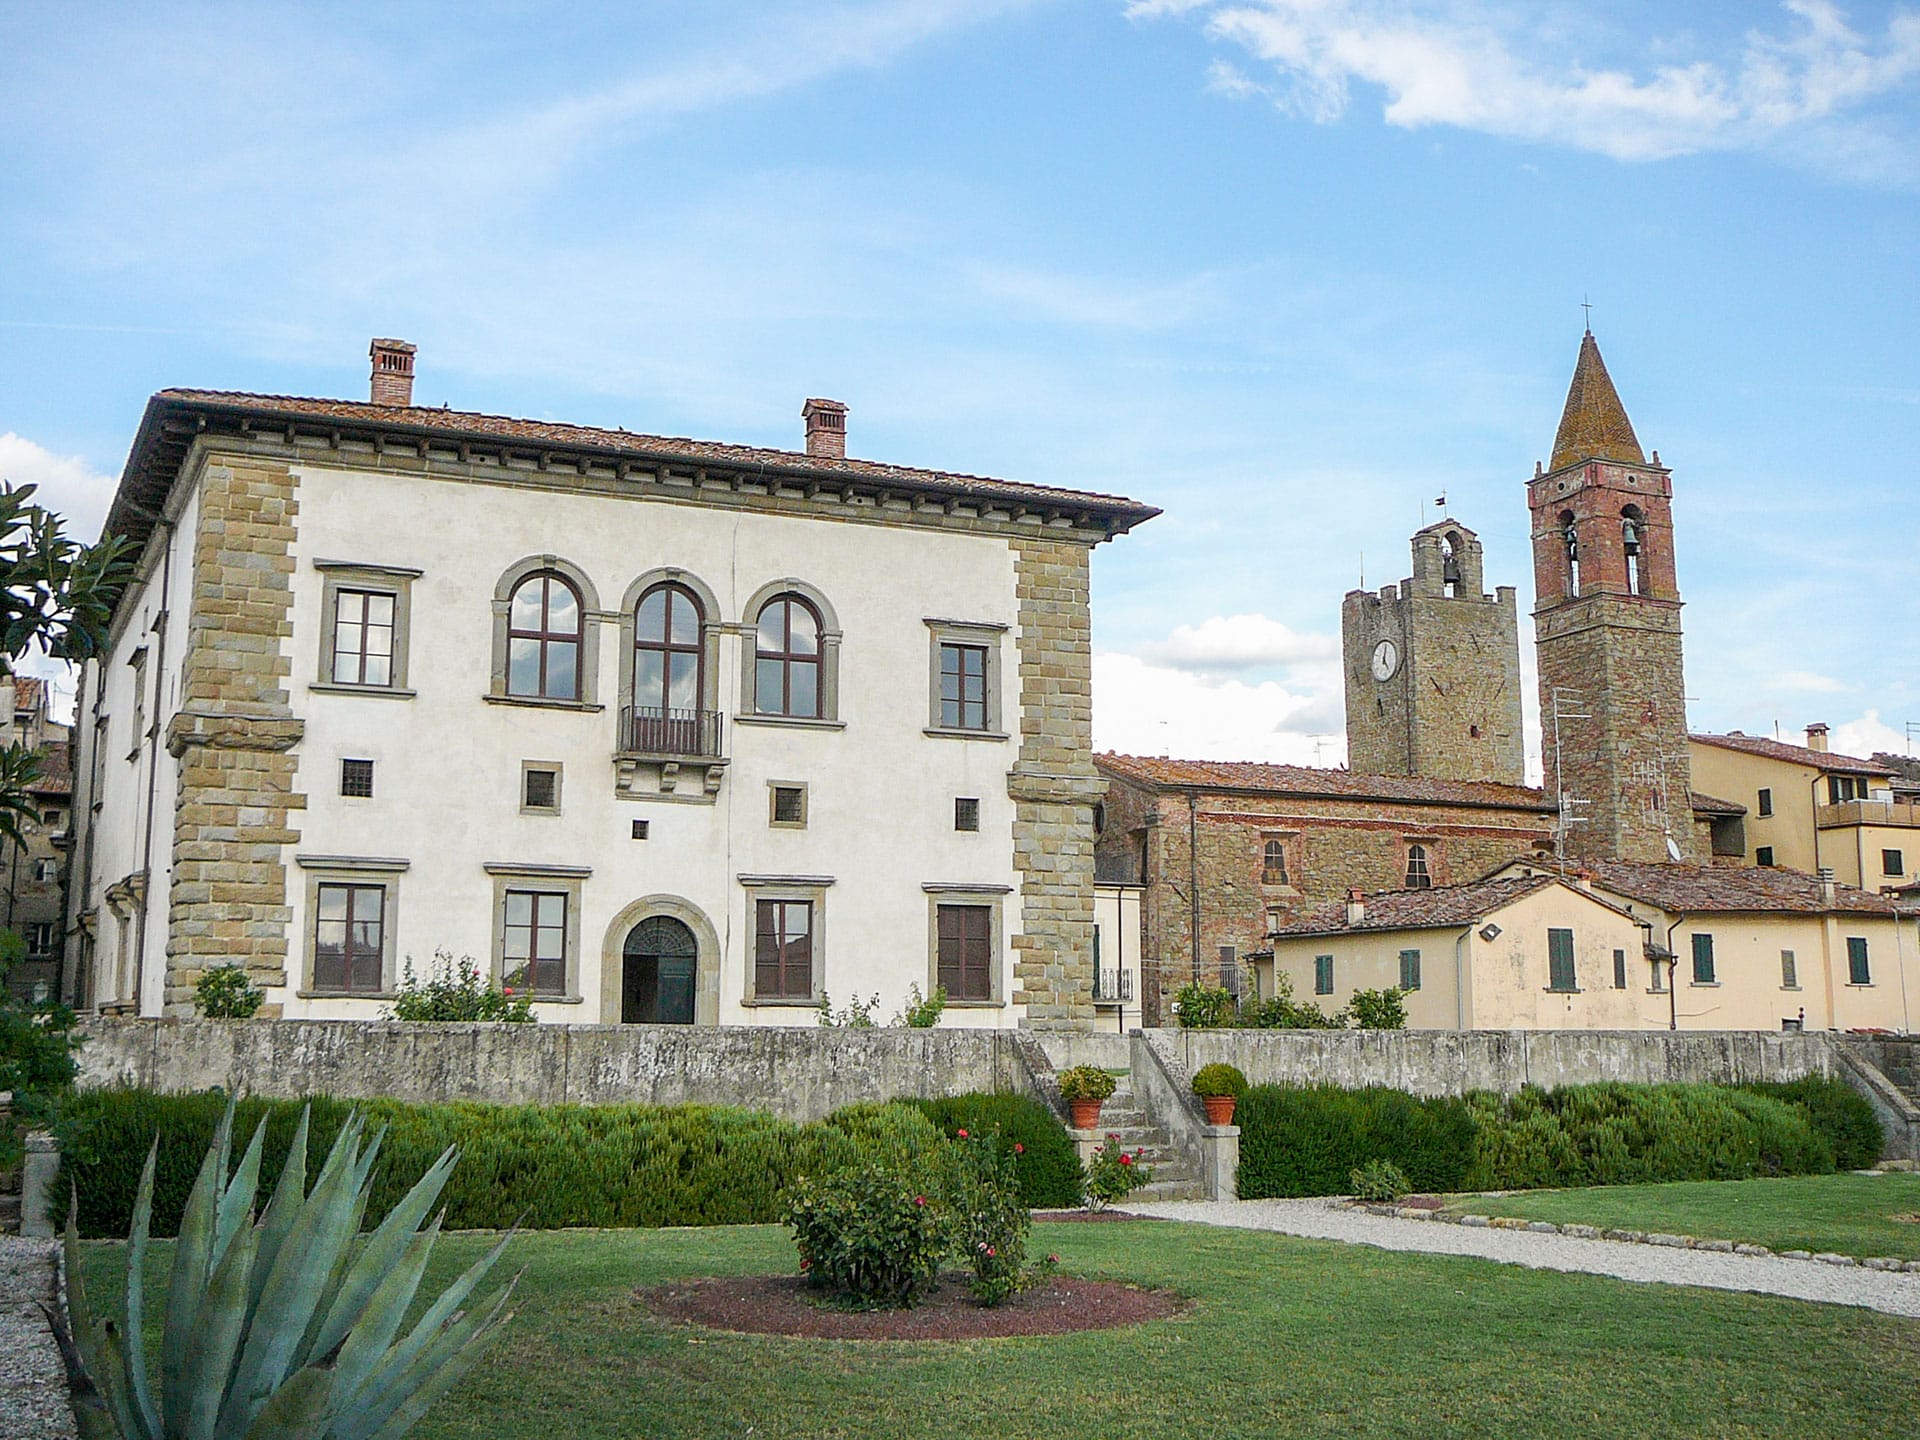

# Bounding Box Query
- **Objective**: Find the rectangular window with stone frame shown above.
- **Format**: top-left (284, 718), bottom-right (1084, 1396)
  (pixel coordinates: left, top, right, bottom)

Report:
top-left (314, 561), bottom-right (419, 696)
top-left (755, 899), bottom-right (814, 1000)
top-left (937, 903), bottom-right (993, 1001)
top-left (502, 889), bottom-right (569, 997)
top-left (924, 619), bottom-right (1006, 739)
top-left (296, 855), bottom-right (407, 997)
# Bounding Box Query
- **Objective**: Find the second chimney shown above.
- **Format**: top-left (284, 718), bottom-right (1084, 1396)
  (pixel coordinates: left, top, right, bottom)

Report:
top-left (1345, 888), bottom-right (1366, 928)
top-left (802, 398), bottom-right (847, 459)
top-left (1806, 722), bottom-right (1830, 753)
top-left (370, 338), bottom-right (417, 407)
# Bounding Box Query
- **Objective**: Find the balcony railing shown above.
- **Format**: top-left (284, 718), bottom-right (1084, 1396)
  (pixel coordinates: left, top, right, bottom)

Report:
top-left (618, 706), bottom-right (724, 759)
top-left (1093, 968), bottom-right (1134, 1003)
top-left (1816, 800), bottom-right (1920, 830)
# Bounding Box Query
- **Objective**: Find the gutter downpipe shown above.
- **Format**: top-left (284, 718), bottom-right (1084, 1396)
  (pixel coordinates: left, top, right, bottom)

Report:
top-left (1454, 925), bottom-right (1472, 1030)
top-left (130, 517), bottom-right (175, 1016)
top-left (1664, 914), bottom-right (1684, 1030)
top-left (1188, 789), bottom-right (1200, 987)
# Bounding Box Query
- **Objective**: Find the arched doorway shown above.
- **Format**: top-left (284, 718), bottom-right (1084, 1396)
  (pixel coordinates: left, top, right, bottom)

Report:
top-left (622, 915), bottom-right (697, 1024)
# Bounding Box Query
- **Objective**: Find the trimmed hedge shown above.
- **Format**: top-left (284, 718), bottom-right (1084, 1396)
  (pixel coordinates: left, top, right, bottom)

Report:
top-left (1742, 1076), bottom-right (1884, 1171)
top-left (1236, 1084), bottom-right (1476, 1198)
top-left (52, 1087), bottom-right (1064, 1238)
top-left (1237, 1080), bottom-right (1853, 1198)
top-left (904, 1093), bottom-right (1082, 1207)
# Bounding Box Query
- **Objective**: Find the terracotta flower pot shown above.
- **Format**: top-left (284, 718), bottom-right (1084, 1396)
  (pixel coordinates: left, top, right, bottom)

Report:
top-left (1202, 1094), bottom-right (1237, 1126)
top-left (1069, 1098), bottom-right (1103, 1131)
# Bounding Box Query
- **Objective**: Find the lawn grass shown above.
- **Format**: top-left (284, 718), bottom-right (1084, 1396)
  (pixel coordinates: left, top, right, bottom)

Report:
top-left (1448, 1172), bottom-right (1920, 1260)
top-left (79, 1218), bottom-right (1920, 1439)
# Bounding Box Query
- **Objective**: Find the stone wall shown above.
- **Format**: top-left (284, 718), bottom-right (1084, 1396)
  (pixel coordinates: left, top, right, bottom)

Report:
top-left (1167, 1026), bottom-right (1833, 1098)
top-left (164, 452), bottom-right (305, 1013)
top-left (77, 1018), bottom-right (1038, 1123)
top-left (1008, 537), bottom-right (1102, 1032)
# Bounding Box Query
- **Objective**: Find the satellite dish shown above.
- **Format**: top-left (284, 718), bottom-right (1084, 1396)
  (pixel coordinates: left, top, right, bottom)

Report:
top-left (1665, 835), bottom-right (1683, 862)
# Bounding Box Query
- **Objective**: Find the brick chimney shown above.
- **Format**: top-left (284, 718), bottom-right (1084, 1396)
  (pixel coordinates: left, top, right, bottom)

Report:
top-left (1805, 722), bottom-right (1830, 753)
top-left (369, 339), bottom-right (417, 407)
top-left (1818, 866), bottom-right (1836, 905)
top-left (1345, 888), bottom-right (1365, 927)
top-left (802, 398), bottom-right (847, 459)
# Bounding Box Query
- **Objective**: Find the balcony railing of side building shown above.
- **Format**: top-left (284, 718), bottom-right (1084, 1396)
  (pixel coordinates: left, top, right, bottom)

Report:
top-left (1093, 968), bottom-right (1134, 1003)
top-left (1816, 799), bottom-right (1920, 830)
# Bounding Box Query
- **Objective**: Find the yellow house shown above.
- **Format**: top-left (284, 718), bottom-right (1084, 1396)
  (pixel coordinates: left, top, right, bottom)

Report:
top-left (1690, 726), bottom-right (1917, 892)
top-left (1264, 864), bottom-right (1920, 1034)
top-left (1261, 875), bottom-right (1659, 1031)
top-left (1494, 859), bottom-right (1917, 1034)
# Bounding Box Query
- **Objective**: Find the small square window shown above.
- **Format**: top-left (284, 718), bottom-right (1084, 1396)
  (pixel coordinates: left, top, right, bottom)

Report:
top-left (770, 783), bottom-right (807, 828)
top-left (522, 765), bottom-right (561, 813)
top-left (954, 797), bottom-right (980, 832)
top-left (1756, 846), bottom-right (1774, 867)
top-left (33, 858), bottom-right (58, 883)
top-left (340, 759), bottom-right (374, 798)
top-left (1882, 849), bottom-right (1903, 877)
top-left (631, 819), bottom-right (650, 840)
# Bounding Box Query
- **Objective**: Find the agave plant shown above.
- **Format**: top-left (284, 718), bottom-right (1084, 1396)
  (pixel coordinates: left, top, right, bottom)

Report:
top-left (48, 1100), bottom-right (518, 1440)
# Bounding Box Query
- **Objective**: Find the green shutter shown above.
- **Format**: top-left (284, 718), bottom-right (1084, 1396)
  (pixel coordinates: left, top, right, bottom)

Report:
top-left (1691, 933), bottom-right (1715, 985)
top-left (1548, 928), bottom-right (1576, 991)
top-left (1848, 937), bottom-right (1871, 986)
top-left (1399, 949), bottom-right (1421, 991)
top-left (1612, 948), bottom-right (1627, 990)
top-left (1314, 954), bottom-right (1334, 995)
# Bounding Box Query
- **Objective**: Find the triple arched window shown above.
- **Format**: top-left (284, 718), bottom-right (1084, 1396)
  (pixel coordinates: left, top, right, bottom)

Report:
top-left (506, 570), bottom-right (584, 701)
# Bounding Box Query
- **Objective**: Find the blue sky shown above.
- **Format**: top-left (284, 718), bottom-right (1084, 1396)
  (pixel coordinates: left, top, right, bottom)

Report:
top-left (3, 0), bottom-right (1916, 772)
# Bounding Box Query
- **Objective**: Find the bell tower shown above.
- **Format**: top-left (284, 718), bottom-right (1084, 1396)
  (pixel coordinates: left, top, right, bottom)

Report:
top-left (1343, 517), bottom-right (1524, 785)
top-left (1530, 330), bottom-right (1699, 862)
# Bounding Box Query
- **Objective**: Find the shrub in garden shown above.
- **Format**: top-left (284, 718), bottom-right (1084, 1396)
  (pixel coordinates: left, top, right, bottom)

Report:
top-left (906, 1093), bottom-right (1083, 1207)
top-left (1346, 986), bottom-right (1408, 1029)
top-left (54, 1100), bottom-right (514, 1440)
top-left (783, 1162), bottom-right (951, 1307)
top-left (1083, 1135), bottom-right (1151, 1210)
top-left (1743, 1075), bottom-right (1883, 1171)
top-left (1349, 1158), bottom-right (1412, 1202)
top-left (1173, 983), bottom-right (1236, 1029)
top-left (815, 991), bottom-right (879, 1028)
top-left (192, 963), bottom-right (264, 1019)
top-left (1235, 1084), bottom-right (1475, 1198)
top-left (387, 951), bottom-right (533, 1022)
top-left (892, 983), bottom-right (947, 1028)
top-left (947, 1129), bottom-right (1051, 1305)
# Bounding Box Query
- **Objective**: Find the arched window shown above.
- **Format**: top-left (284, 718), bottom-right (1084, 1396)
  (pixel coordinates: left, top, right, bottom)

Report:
top-left (1404, 844), bottom-right (1433, 889)
top-left (634, 583), bottom-right (704, 712)
top-left (755, 594), bottom-right (823, 717)
top-left (1559, 512), bottom-right (1580, 596)
top-left (1622, 507), bottom-right (1646, 596)
top-left (1262, 839), bottom-right (1288, 885)
top-left (507, 571), bottom-right (583, 700)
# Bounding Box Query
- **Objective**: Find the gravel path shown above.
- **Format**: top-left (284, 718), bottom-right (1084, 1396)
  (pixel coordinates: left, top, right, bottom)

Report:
top-left (1120, 1197), bottom-right (1920, 1319)
top-left (0, 1237), bottom-right (76, 1439)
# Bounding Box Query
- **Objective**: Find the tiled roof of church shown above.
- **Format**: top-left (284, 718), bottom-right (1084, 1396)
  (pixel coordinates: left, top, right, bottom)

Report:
top-left (1095, 754), bottom-right (1554, 812)
top-left (1550, 331), bottom-right (1646, 471)
top-left (1582, 861), bottom-right (1897, 917)
top-left (1270, 874), bottom-right (1640, 937)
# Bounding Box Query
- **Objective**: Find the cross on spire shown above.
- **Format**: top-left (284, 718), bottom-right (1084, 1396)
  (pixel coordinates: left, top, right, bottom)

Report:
top-left (1581, 296), bottom-right (1593, 333)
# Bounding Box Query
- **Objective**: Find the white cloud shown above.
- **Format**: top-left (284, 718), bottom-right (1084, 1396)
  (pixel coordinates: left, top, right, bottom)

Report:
top-left (1832, 709), bottom-right (1914, 759)
top-left (1135, 612), bottom-right (1338, 671)
top-left (0, 433), bottom-right (117, 542)
top-left (1093, 651), bottom-right (1346, 762)
top-left (1776, 668), bottom-right (1852, 694)
top-left (1140, 1), bottom-right (1920, 174)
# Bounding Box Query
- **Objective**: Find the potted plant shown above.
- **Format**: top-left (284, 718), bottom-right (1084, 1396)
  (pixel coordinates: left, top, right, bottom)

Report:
top-left (1191, 1062), bottom-right (1248, 1126)
top-left (1057, 1064), bottom-right (1117, 1130)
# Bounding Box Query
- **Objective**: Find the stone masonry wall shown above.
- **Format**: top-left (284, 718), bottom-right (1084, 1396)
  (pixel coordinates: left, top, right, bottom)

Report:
top-left (1008, 536), bottom-right (1102, 1032)
top-left (163, 452), bottom-right (305, 1014)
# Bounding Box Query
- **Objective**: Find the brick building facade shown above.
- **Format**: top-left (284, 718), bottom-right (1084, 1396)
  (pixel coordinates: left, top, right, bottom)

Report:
top-left (1094, 754), bottom-right (1555, 1022)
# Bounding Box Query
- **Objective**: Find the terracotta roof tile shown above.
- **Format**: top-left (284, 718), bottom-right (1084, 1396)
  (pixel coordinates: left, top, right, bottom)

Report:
top-left (25, 740), bottom-right (70, 796)
top-left (1095, 753), bottom-right (1554, 812)
top-left (1550, 332), bottom-right (1645, 471)
top-left (1691, 731), bottom-right (1891, 776)
top-left (152, 389), bottom-right (1159, 521)
top-left (1583, 860), bottom-right (1897, 917)
top-left (1688, 790), bottom-right (1748, 817)
top-left (1272, 874), bottom-right (1580, 937)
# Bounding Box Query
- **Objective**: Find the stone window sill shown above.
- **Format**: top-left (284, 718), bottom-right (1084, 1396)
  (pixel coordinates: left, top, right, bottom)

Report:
top-left (310, 682), bottom-right (417, 700)
top-left (734, 713), bottom-right (846, 731)
top-left (923, 726), bottom-right (1009, 742)
top-left (741, 995), bottom-right (820, 1008)
top-left (1846, 982), bottom-right (1875, 989)
top-left (483, 694), bottom-right (604, 713)
top-left (1691, 981), bottom-right (1720, 988)
top-left (298, 990), bottom-right (398, 1001)
top-left (1782, 985), bottom-right (1802, 991)
top-left (942, 998), bottom-right (1006, 1009)
top-left (1544, 986), bottom-right (1581, 994)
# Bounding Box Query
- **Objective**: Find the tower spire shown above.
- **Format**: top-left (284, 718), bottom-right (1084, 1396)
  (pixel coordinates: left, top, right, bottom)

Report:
top-left (1549, 331), bottom-right (1645, 472)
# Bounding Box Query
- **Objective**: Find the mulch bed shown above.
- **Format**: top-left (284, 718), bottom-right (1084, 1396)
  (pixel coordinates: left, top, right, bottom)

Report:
top-left (641, 1272), bottom-right (1184, 1340)
top-left (1031, 1208), bottom-right (1165, 1223)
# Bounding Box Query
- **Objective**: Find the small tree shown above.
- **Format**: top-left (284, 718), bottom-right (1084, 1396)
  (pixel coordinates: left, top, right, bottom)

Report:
top-left (1349, 986), bottom-right (1409, 1029)
top-left (193, 964), bottom-right (265, 1019)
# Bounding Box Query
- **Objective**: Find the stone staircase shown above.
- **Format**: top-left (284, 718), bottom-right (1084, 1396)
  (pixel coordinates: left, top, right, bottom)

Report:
top-left (1874, 1041), bottom-right (1920, 1107)
top-left (1090, 1074), bottom-right (1206, 1203)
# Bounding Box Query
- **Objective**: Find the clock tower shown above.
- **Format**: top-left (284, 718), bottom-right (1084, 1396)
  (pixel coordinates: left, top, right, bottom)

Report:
top-left (1342, 517), bottom-right (1525, 785)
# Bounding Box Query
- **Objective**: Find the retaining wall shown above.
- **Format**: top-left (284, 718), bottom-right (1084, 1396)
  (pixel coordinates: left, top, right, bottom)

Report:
top-left (1165, 1028), bottom-right (1835, 1097)
top-left (76, 1018), bottom-right (1035, 1123)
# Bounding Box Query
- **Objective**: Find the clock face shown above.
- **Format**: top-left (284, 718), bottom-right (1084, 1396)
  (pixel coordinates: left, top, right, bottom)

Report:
top-left (1371, 639), bottom-right (1400, 682)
